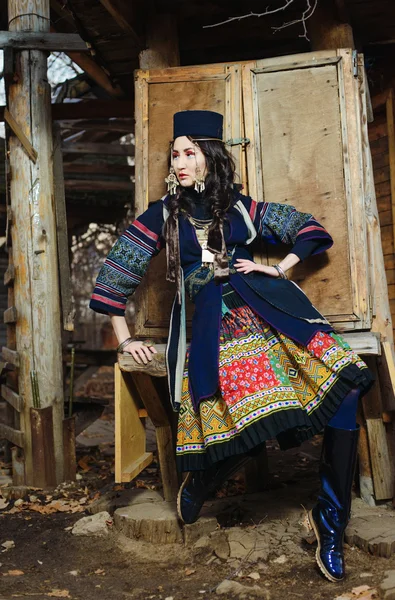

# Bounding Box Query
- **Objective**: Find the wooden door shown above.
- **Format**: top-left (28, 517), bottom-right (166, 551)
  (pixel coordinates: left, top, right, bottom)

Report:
top-left (242, 49), bottom-right (371, 331)
top-left (134, 63), bottom-right (244, 337)
top-left (134, 51), bottom-right (371, 336)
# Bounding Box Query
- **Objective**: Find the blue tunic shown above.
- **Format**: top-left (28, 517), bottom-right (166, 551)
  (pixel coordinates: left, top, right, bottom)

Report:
top-left (90, 190), bottom-right (334, 411)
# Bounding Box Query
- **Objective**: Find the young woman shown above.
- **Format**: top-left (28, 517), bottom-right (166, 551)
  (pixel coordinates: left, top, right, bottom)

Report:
top-left (90, 110), bottom-right (373, 583)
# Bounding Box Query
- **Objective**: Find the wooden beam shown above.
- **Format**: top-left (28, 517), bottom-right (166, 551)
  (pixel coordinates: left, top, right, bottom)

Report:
top-left (0, 31), bottom-right (89, 52)
top-left (2, 346), bottom-right (20, 367)
top-left (53, 126), bottom-right (74, 332)
top-left (64, 179), bottom-right (133, 191)
top-left (4, 108), bottom-right (38, 163)
top-left (386, 90), bottom-right (395, 250)
top-left (1, 384), bottom-right (23, 412)
top-left (61, 142), bottom-right (134, 156)
top-left (4, 307), bottom-right (17, 324)
top-left (0, 101), bottom-right (134, 122)
top-left (66, 50), bottom-right (125, 99)
top-left (4, 265), bottom-right (15, 287)
top-left (98, 0), bottom-right (142, 49)
top-left (59, 120), bottom-right (134, 134)
top-left (46, 23), bottom-right (125, 99)
top-left (63, 163), bottom-right (134, 176)
top-left (0, 422), bottom-right (24, 448)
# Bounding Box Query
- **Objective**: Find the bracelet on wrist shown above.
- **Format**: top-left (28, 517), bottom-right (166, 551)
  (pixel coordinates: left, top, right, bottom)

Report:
top-left (116, 337), bottom-right (135, 353)
top-left (272, 264), bottom-right (288, 280)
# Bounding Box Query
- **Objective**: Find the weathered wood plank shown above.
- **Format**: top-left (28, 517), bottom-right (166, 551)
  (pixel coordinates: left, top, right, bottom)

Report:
top-left (63, 163), bottom-right (134, 176)
top-left (4, 108), bottom-right (38, 163)
top-left (64, 179), bottom-right (133, 192)
top-left (0, 423), bottom-right (24, 448)
top-left (4, 265), bottom-right (15, 287)
top-left (0, 31), bottom-right (89, 51)
top-left (378, 340), bottom-right (395, 412)
top-left (365, 418), bottom-right (394, 500)
top-left (0, 101), bottom-right (134, 122)
top-left (362, 358), bottom-right (394, 500)
top-left (114, 364), bottom-right (153, 483)
top-left (4, 307), bottom-right (17, 324)
top-left (1, 346), bottom-right (19, 367)
top-left (357, 403), bottom-right (376, 506)
top-left (61, 142), bottom-right (134, 156)
top-left (53, 126), bottom-right (74, 332)
top-left (342, 332), bottom-right (381, 355)
top-left (60, 120), bottom-right (134, 134)
top-left (125, 369), bottom-right (178, 500)
top-left (1, 384), bottom-right (23, 412)
top-left (386, 90), bottom-right (395, 250)
top-left (119, 345), bottom-right (167, 376)
top-left (155, 425), bottom-right (179, 501)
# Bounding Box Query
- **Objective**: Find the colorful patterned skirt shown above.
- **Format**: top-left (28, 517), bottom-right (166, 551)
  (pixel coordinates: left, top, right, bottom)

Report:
top-left (176, 300), bottom-right (373, 472)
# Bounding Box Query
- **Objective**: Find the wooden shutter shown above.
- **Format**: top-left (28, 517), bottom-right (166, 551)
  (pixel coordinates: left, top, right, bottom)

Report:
top-left (134, 63), bottom-right (244, 337)
top-left (243, 50), bottom-right (370, 331)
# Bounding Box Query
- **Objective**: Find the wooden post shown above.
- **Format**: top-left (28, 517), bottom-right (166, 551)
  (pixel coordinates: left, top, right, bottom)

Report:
top-left (139, 14), bottom-right (180, 70)
top-left (6, 1), bottom-right (65, 485)
top-left (307, 0), bottom-right (355, 50)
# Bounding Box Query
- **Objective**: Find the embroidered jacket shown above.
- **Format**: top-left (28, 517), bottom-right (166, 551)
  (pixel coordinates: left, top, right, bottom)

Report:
top-left (90, 191), bottom-right (334, 410)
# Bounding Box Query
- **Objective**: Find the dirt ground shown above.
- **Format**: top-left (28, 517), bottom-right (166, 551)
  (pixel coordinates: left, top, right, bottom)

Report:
top-left (0, 425), bottom-right (394, 600)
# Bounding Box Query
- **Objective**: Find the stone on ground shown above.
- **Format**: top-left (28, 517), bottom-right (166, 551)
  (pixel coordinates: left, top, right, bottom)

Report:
top-left (346, 514), bottom-right (395, 558)
top-left (89, 488), bottom-right (163, 515)
top-left (113, 501), bottom-right (182, 544)
top-left (183, 516), bottom-right (218, 545)
top-left (380, 571), bottom-right (395, 600)
top-left (72, 511), bottom-right (113, 537)
top-left (216, 579), bottom-right (269, 598)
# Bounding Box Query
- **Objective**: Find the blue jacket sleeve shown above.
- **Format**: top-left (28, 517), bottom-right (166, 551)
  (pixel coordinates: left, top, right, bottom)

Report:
top-left (240, 195), bottom-right (333, 260)
top-left (89, 200), bottom-right (165, 316)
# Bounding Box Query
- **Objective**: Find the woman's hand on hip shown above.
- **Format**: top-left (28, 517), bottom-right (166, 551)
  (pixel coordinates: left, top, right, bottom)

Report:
top-left (123, 340), bottom-right (157, 365)
top-left (234, 259), bottom-right (280, 277)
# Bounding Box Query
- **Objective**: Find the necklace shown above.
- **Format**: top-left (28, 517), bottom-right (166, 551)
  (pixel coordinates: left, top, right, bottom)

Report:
top-left (187, 215), bottom-right (215, 267)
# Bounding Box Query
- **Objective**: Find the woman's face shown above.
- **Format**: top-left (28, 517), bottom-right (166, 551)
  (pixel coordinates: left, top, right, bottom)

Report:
top-left (172, 136), bottom-right (207, 188)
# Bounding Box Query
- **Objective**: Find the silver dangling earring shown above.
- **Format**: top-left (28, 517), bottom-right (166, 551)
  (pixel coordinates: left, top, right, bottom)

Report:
top-left (165, 166), bottom-right (178, 195)
top-left (194, 165), bottom-right (205, 193)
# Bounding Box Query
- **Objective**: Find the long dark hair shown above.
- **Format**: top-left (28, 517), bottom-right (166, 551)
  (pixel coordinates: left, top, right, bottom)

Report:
top-left (164, 137), bottom-right (236, 252)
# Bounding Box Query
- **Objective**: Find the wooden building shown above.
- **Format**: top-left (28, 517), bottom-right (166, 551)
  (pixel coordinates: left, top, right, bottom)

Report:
top-left (0, 0), bottom-right (395, 503)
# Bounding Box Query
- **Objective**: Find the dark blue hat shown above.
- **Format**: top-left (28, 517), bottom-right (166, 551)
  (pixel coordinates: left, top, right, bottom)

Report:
top-left (173, 110), bottom-right (223, 140)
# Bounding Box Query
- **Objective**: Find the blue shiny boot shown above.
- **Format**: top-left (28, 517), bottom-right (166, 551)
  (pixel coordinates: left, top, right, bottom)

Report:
top-left (177, 454), bottom-right (250, 525)
top-left (308, 425), bottom-right (359, 582)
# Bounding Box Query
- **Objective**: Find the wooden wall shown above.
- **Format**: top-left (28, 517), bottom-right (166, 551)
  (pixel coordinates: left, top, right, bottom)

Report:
top-left (369, 105), bottom-right (395, 336)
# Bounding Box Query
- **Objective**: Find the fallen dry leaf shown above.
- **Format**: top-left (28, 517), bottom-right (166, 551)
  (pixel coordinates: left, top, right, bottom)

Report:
top-left (0, 498), bottom-right (9, 510)
top-left (335, 586), bottom-right (379, 600)
top-left (5, 507), bottom-right (22, 515)
top-left (1, 540), bottom-right (15, 551)
top-left (94, 568), bottom-right (105, 575)
top-left (28, 500), bottom-right (84, 515)
top-left (78, 456), bottom-right (92, 472)
top-left (185, 568), bottom-right (196, 576)
top-left (47, 590), bottom-right (71, 598)
top-left (4, 569), bottom-right (24, 576)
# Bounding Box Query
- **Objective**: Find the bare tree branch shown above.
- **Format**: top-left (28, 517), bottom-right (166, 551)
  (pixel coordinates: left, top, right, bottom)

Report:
top-left (203, 0), bottom-right (318, 41)
top-left (272, 0), bottom-right (318, 39)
